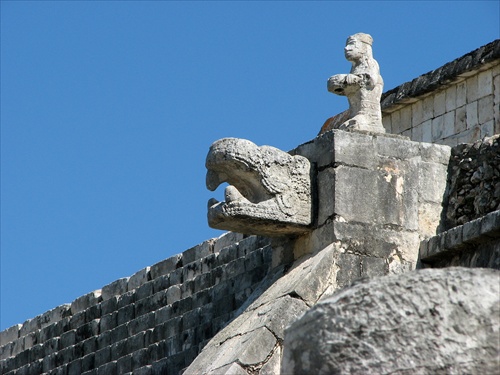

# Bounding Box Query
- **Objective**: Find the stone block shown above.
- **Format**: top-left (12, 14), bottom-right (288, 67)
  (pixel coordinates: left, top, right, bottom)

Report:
top-left (418, 161), bottom-right (448, 204)
top-left (102, 278), bottom-right (129, 301)
top-left (100, 296), bottom-right (118, 315)
top-left (134, 281), bottom-right (154, 303)
top-left (328, 131), bottom-right (377, 168)
top-left (0, 324), bottom-right (21, 346)
top-left (96, 329), bottom-right (111, 350)
top-left (128, 313), bottom-right (155, 337)
top-left (194, 272), bottom-right (212, 294)
top-left (377, 135), bottom-right (420, 160)
top-left (456, 80), bottom-right (467, 107)
top-left (99, 312), bottom-right (117, 333)
top-left (110, 339), bottom-right (128, 361)
top-left (166, 285), bottom-right (181, 305)
top-left (419, 142), bottom-right (451, 165)
top-left (183, 240), bottom-right (213, 264)
top-left (462, 218), bottom-right (482, 243)
top-left (292, 130), bottom-right (334, 169)
top-left (117, 305), bottom-right (135, 327)
top-left (67, 358), bottom-right (82, 375)
top-left (466, 74), bottom-right (480, 103)
top-left (155, 305), bottom-right (172, 326)
top-left (361, 256), bottom-right (387, 277)
top-left (445, 85), bottom-right (457, 112)
top-left (97, 360), bottom-right (117, 375)
top-left (421, 119), bottom-right (433, 143)
top-left (110, 324), bottom-right (128, 343)
top-left (418, 202), bottom-right (445, 238)
top-left (213, 232), bottom-right (244, 253)
top-left (317, 168), bottom-right (335, 226)
top-left (163, 317), bottom-right (182, 340)
top-left (116, 353), bottom-right (132, 374)
top-left (151, 275), bottom-right (169, 294)
top-left (400, 106), bottom-right (413, 133)
top-left (434, 90), bottom-right (446, 116)
top-left (334, 166), bottom-right (378, 224)
top-left (481, 120), bottom-right (495, 138)
top-left (201, 253), bottom-right (217, 274)
top-left (187, 326), bottom-right (276, 374)
top-left (466, 101), bottom-right (479, 129)
top-left (282, 268), bottom-right (500, 375)
top-left (432, 115), bottom-right (444, 140)
top-left (477, 69), bottom-right (493, 98)
top-left (480, 210), bottom-right (500, 237)
top-left (478, 94), bottom-right (494, 124)
top-left (411, 121), bottom-right (424, 142)
top-left (225, 258), bottom-right (245, 280)
top-left (60, 329), bottom-right (76, 349)
top-left (75, 320), bottom-right (99, 342)
top-left (81, 353), bottom-right (95, 373)
top-left (150, 254), bottom-right (182, 280)
top-left (183, 260), bottom-right (201, 282)
top-left (422, 95), bottom-right (434, 122)
top-left (82, 337), bottom-right (96, 356)
top-left (133, 364), bottom-right (152, 375)
top-left (128, 267), bottom-right (151, 291)
top-left (169, 268), bottom-right (183, 286)
top-left (127, 332), bottom-right (145, 355)
top-left (117, 290), bottom-right (136, 309)
top-left (71, 290), bottom-right (102, 315)
top-left (192, 289), bottom-right (211, 309)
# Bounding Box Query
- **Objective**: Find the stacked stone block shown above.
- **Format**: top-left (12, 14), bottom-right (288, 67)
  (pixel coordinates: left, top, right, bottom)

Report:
top-left (0, 232), bottom-right (272, 375)
top-left (420, 209), bottom-right (500, 269)
top-left (291, 130), bottom-right (450, 272)
top-left (381, 40), bottom-right (500, 146)
top-left (445, 134), bottom-right (500, 227)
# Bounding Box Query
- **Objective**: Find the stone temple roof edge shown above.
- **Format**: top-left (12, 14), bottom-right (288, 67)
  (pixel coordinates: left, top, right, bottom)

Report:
top-left (381, 39), bottom-right (500, 113)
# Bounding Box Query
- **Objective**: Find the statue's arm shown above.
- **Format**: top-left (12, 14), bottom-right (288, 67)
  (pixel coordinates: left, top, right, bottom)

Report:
top-left (327, 73), bottom-right (375, 95)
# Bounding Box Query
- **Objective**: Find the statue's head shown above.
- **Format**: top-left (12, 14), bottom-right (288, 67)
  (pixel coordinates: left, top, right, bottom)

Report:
top-left (344, 33), bottom-right (373, 62)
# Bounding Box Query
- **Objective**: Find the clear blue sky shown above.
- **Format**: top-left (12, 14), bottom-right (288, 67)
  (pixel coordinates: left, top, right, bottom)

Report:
top-left (1, 1), bottom-right (498, 331)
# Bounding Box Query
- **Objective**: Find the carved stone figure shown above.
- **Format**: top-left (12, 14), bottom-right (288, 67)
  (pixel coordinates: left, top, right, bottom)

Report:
top-left (320, 33), bottom-right (385, 134)
top-left (206, 138), bottom-right (312, 236)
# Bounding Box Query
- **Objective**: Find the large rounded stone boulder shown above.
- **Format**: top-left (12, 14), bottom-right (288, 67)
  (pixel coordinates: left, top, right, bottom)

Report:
top-left (282, 267), bottom-right (500, 374)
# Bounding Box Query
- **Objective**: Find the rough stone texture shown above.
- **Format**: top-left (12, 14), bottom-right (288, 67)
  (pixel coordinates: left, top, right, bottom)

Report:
top-left (206, 137), bottom-right (312, 236)
top-left (292, 130), bottom-right (450, 270)
top-left (0, 232), bottom-right (273, 375)
top-left (2, 38), bottom-right (499, 375)
top-left (184, 244), bottom-right (339, 375)
top-left (420, 210), bottom-right (500, 269)
top-left (322, 33), bottom-right (385, 134)
top-left (381, 40), bottom-right (500, 145)
top-left (445, 134), bottom-right (500, 228)
top-left (282, 267), bottom-right (500, 375)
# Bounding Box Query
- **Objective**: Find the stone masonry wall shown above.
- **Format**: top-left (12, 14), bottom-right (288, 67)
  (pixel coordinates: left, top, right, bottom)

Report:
top-left (2, 40), bottom-right (499, 375)
top-left (445, 134), bottom-right (500, 229)
top-left (381, 40), bottom-right (500, 146)
top-left (0, 232), bottom-right (273, 375)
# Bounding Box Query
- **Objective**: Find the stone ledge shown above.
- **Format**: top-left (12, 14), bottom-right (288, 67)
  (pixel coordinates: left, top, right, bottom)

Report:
top-left (381, 39), bottom-right (500, 113)
top-left (420, 210), bottom-right (500, 262)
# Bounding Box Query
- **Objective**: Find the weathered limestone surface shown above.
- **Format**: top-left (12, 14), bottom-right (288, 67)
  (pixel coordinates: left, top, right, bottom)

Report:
top-left (206, 138), bottom-right (312, 236)
top-left (282, 267), bottom-right (500, 375)
top-left (381, 40), bottom-right (500, 145)
top-left (292, 130), bottom-right (450, 269)
top-left (184, 244), bottom-right (340, 374)
top-left (0, 232), bottom-right (275, 375)
top-left (321, 33), bottom-right (385, 134)
top-left (420, 210), bottom-right (500, 269)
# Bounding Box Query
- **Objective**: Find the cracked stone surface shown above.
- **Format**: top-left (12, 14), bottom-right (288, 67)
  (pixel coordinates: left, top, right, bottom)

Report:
top-left (282, 267), bottom-right (500, 375)
top-left (206, 137), bottom-right (312, 236)
top-left (183, 245), bottom-right (340, 374)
